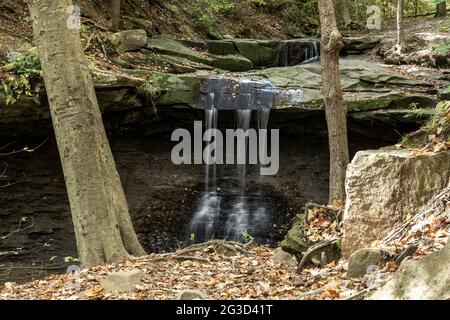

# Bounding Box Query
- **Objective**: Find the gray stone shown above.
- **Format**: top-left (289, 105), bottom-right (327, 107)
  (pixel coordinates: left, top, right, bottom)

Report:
top-left (371, 241), bottom-right (450, 300)
top-left (107, 29), bottom-right (148, 53)
top-left (101, 269), bottom-right (144, 293)
top-left (347, 248), bottom-right (387, 278)
top-left (211, 54), bottom-right (253, 71)
top-left (176, 289), bottom-right (209, 300)
top-left (342, 149), bottom-right (450, 257)
top-left (146, 37), bottom-right (212, 65)
top-left (271, 247), bottom-right (297, 267)
top-left (343, 35), bottom-right (382, 54)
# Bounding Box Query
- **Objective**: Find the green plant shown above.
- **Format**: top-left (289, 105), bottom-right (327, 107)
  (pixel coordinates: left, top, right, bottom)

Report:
top-left (1, 48), bottom-right (42, 105)
top-left (244, 0), bottom-right (267, 6)
top-left (241, 230), bottom-right (254, 243)
top-left (198, 0), bottom-right (235, 13)
top-left (194, 11), bottom-right (219, 32)
top-left (64, 256), bottom-right (80, 263)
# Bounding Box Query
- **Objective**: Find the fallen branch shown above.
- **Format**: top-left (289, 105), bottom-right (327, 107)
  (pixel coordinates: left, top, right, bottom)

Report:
top-left (296, 238), bottom-right (340, 272)
top-left (297, 287), bottom-right (325, 299)
top-left (345, 285), bottom-right (380, 300)
top-left (382, 184), bottom-right (450, 244)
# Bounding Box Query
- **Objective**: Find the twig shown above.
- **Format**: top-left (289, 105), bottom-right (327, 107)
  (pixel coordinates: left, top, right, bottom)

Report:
top-left (0, 180), bottom-right (30, 189)
top-left (0, 138), bottom-right (48, 156)
top-left (149, 255), bottom-right (209, 263)
top-left (84, 32), bottom-right (96, 51)
top-left (297, 287), bottom-right (325, 299)
top-left (345, 285), bottom-right (380, 300)
top-left (1, 216), bottom-right (34, 240)
top-left (81, 17), bottom-right (109, 31)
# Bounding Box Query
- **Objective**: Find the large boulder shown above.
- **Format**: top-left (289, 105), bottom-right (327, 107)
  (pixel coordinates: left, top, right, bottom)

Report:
top-left (107, 29), bottom-right (148, 53)
top-left (371, 240), bottom-right (450, 300)
top-left (342, 149), bottom-right (450, 257)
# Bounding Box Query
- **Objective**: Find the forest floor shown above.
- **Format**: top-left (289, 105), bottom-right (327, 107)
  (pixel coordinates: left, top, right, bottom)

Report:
top-left (1, 189), bottom-right (448, 300)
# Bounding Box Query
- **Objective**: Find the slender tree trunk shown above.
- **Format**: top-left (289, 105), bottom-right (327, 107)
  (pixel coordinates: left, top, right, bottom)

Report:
top-left (341, 0), bottom-right (352, 27)
top-left (396, 0), bottom-right (404, 53)
top-left (318, 0), bottom-right (349, 203)
top-left (414, 0), bottom-right (418, 18)
top-left (111, 0), bottom-right (121, 31)
top-left (28, 0), bottom-right (145, 268)
top-left (436, 1), bottom-right (447, 17)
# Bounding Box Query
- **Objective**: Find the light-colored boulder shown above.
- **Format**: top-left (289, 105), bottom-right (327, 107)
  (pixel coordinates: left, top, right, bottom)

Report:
top-left (342, 149), bottom-right (450, 257)
top-left (107, 29), bottom-right (148, 53)
top-left (371, 240), bottom-right (450, 300)
top-left (101, 269), bottom-right (144, 293)
top-left (271, 247), bottom-right (297, 267)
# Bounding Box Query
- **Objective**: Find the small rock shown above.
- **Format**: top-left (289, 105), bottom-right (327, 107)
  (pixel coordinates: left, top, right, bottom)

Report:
top-left (271, 247), bottom-right (297, 267)
top-left (348, 248), bottom-right (388, 278)
top-left (176, 289), bottom-right (209, 300)
top-left (107, 29), bottom-right (148, 53)
top-left (101, 269), bottom-right (143, 293)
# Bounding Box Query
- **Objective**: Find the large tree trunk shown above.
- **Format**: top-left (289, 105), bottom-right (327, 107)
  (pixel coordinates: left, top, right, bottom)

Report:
top-left (28, 0), bottom-right (145, 268)
top-left (318, 0), bottom-right (349, 203)
top-left (341, 0), bottom-right (352, 27)
top-left (436, 1), bottom-right (447, 17)
top-left (396, 0), bottom-right (405, 53)
top-left (111, 0), bottom-right (121, 31)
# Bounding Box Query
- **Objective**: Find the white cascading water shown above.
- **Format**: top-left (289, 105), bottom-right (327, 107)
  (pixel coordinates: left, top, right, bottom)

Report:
top-left (188, 77), bottom-right (278, 243)
top-left (188, 94), bottom-right (220, 240)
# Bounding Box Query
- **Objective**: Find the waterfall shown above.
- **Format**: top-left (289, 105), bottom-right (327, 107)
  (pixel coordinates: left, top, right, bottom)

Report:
top-left (188, 94), bottom-right (220, 241)
top-left (188, 77), bottom-right (276, 243)
top-left (300, 40), bottom-right (321, 65)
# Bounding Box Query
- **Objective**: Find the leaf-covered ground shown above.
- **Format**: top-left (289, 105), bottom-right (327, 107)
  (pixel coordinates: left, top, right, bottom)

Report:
top-left (1, 193), bottom-right (447, 301)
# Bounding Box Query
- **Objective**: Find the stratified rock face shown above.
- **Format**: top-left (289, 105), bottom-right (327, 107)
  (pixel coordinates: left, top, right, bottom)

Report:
top-left (107, 29), bottom-right (148, 53)
top-left (342, 150), bottom-right (450, 257)
top-left (371, 241), bottom-right (450, 300)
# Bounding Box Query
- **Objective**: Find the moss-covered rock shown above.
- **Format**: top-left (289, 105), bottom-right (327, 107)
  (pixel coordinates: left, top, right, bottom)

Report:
top-left (146, 37), bottom-right (212, 65)
top-left (280, 214), bottom-right (309, 257)
top-left (211, 54), bottom-right (253, 71)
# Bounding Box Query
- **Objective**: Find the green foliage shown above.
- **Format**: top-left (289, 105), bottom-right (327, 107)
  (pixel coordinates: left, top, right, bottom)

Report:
top-left (245, 0), bottom-right (268, 6)
top-left (1, 48), bottom-right (42, 105)
top-left (64, 256), bottom-right (80, 263)
top-left (241, 230), bottom-right (254, 243)
top-left (198, 0), bottom-right (235, 13)
top-left (194, 11), bottom-right (219, 32)
top-left (428, 0), bottom-right (445, 5)
top-left (435, 43), bottom-right (450, 53)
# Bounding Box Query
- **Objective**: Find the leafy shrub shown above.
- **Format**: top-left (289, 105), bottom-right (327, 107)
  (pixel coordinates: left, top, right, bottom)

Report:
top-left (1, 48), bottom-right (42, 105)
